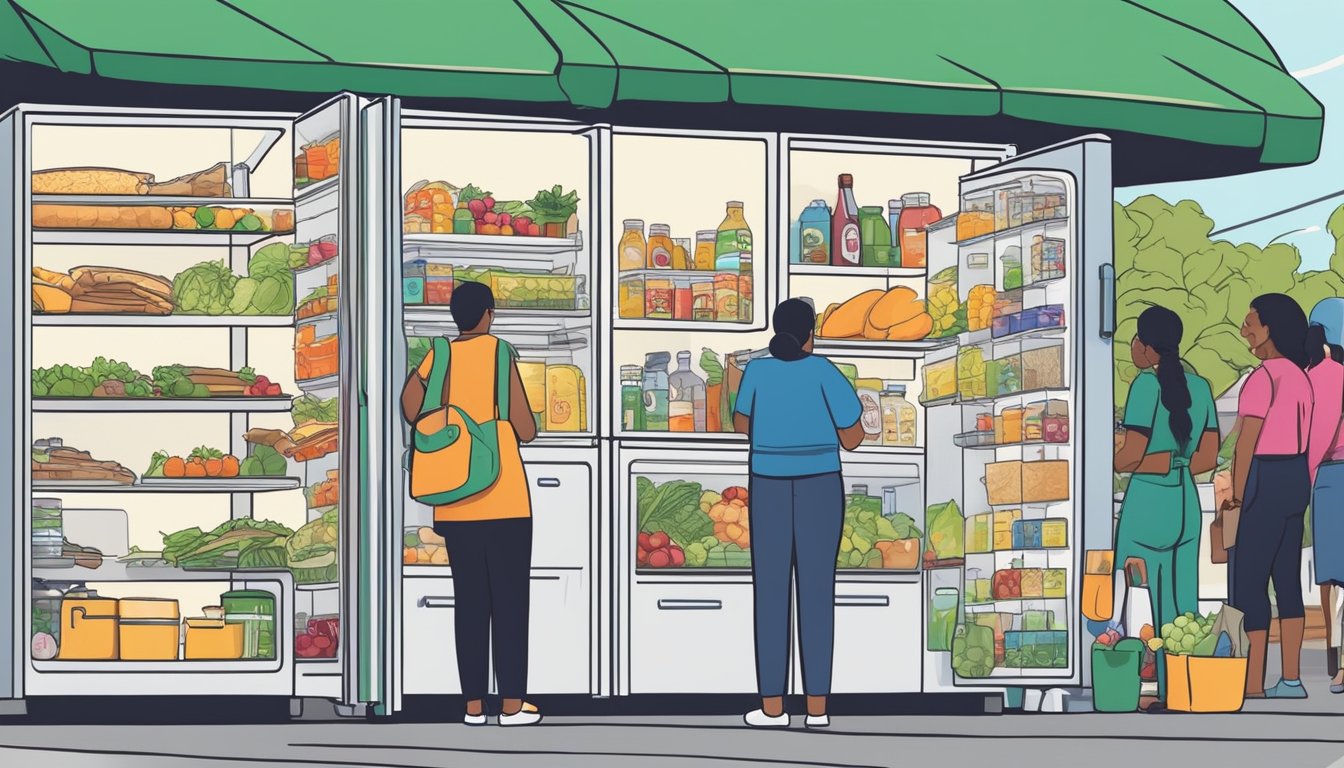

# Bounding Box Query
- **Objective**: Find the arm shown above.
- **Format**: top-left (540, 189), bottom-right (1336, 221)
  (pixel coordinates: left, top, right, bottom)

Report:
top-left (1190, 429), bottom-right (1221, 475)
top-left (838, 421), bottom-right (865, 451)
top-left (1115, 374), bottom-right (1167, 473)
top-left (1230, 416), bottom-right (1264, 506)
top-left (734, 412), bottom-right (750, 437)
top-left (401, 370), bottom-right (426, 424)
top-left (508, 362), bottom-right (537, 443)
top-left (733, 365), bottom-right (757, 438)
top-left (1114, 430), bottom-right (1152, 474)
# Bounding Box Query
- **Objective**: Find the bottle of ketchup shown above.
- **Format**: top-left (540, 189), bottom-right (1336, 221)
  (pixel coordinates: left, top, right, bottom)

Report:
top-left (831, 174), bottom-right (860, 267)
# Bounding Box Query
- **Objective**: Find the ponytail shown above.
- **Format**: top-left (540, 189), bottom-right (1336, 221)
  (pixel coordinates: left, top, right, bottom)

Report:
top-left (770, 299), bottom-right (816, 362)
top-left (1136, 305), bottom-right (1193, 450)
top-left (1308, 324), bottom-right (1329, 369)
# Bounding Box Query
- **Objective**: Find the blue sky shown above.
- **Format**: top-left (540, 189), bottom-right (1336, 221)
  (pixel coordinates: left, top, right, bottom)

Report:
top-left (1118, 0), bottom-right (1344, 270)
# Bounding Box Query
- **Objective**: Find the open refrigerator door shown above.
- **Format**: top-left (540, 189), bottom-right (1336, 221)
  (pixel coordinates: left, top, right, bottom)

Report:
top-left (922, 137), bottom-right (1114, 691)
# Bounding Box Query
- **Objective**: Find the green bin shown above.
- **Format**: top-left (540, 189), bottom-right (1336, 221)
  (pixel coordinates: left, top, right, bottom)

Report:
top-left (1091, 639), bottom-right (1143, 712)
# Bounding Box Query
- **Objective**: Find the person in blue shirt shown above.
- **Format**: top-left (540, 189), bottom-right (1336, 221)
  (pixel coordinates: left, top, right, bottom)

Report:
top-left (733, 298), bottom-right (864, 729)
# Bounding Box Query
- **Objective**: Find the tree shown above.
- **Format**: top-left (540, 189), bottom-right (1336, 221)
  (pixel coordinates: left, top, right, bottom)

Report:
top-left (1113, 196), bottom-right (1344, 408)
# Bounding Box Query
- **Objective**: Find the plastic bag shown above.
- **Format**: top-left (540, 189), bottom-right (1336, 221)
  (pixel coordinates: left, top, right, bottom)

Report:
top-left (925, 499), bottom-right (965, 562)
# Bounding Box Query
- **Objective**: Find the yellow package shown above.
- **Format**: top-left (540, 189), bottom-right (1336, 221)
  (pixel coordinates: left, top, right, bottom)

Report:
top-left (545, 365), bottom-right (584, 432)
top-left (992, 509), bottom-right (1021, 550)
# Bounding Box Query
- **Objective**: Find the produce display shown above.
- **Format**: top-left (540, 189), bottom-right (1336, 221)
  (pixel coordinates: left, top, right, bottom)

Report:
top-left (298, 276), bottom-right (339, 320)
top-left (635, 478), bottom-right (750, 569)
top-left (287, 508), bottom-right (339, 584)
top-left (840, 490), bottom-right (922, 570)
top-left (32, 437), bottom-right (135, 485)
top-left (296, 325), bottom-right (338, 381)
top-left (127, 511), bottom-right (337, 584)
top-left (403, 526), bottom-right (448, 565)
top-left (144, 447), bottom-right (241, 479)
top-left (295, 133), bottom-right (340, 187)
top-left (402, 180), bottom-right (578, 238)
top-left (33, 266), bottom-right (173, 315)
top-left (952, 621), bottom-right (995, 678)
top-left (244, 396), bottom-right (339, 462)
top-left (174, 244), bottom-right (296, 316)
top-left (33, 163), bottom-right (235, 197)
top-left (817, 286), bottom-right (933, 341)
top-left (33, 358), bottom-right (283, 400)
top-left (296, 615), bottom-right (340, 659)
top-left (306, 471), bottom-right (340, 509)
top-left (288, 237), bottom-right (338, 270)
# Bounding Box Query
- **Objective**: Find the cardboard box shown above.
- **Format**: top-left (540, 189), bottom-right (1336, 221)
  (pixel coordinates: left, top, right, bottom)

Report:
top-left (1023, 460), bottom-right (1070, 503)
top-left (985, 461), bottom-right (1023, 505)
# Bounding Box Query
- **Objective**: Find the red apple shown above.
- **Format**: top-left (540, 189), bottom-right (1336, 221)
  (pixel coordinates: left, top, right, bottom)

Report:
top-left (649, 532), bottom-right (669, 550)
top-left (669, 547), bottom-right (686, 567)
top-left (648, 548), bottom-right (671, 568)
top-left (482, 196), bottom-right (495, 211)
top-left (467, 199), bottom-right (487, 217)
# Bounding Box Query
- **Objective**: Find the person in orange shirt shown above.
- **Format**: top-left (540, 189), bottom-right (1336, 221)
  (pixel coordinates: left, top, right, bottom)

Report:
top-left (401, 281), bottom-right (540, 726)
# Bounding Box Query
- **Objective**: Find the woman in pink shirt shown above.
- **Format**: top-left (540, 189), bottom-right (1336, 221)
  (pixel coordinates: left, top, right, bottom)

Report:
top-left (1306, 298), bottom-right (1344, 693)
top-left (1225, 293), bottom-right (1313, 699)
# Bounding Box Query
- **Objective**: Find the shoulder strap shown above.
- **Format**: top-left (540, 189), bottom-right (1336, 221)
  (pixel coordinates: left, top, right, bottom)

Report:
top-left (422, 336), bottom-right (452, 416)
top-left (495, 338), bottom-right (513, 422)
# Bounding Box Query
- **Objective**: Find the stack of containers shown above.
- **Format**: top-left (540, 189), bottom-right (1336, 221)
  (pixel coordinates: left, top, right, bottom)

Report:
top-left (31, 497), bottom-right (64, 566)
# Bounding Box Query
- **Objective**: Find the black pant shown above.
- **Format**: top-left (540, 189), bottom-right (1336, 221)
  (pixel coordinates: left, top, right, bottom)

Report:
top-left (1229, 454), bottom-right (1309, 632)
top-left (434, 518), bottom-right (532, 700)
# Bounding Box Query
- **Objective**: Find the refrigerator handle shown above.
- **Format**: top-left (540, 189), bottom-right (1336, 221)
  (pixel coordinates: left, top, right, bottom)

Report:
top-left (1099, 264), bottom-right (1116, 339)
top-left (417, 596), bottom-right (455, 609)
top-left (834, 595), bottom-right (890, 608)
top-left (536, 477), bottom-right (562, 488)
top-left (657, 599), bottom-right (722, 611)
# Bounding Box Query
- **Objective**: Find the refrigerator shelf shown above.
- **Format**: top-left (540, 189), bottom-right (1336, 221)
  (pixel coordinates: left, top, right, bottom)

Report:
top-left (30, 658), bottom-right (283, 674)
top-left (813, 338), bottom-right (954, 359)
top-left (965, 597), bottom-right (1069, 612)
top-left (403, 232), bottom-right (583, 255)
top-left (33, 396), bottom-right (294, 414)
top-left (788, 264), bottom-right (926, 279)
top-left (31, 194), bottom-right (295, 207)
top-left (33, 478), bottom-right (302, 493)
top-left (296, 374), bottom-right (339, 393)
top-left (959, 439), bottom-right (1071, 452)
top-left (294, 175), bottom-right (339, 203)
top-left (404, 307), bottom-right (590, 326)
top-left (955, 387), bottom-right (1071, 408)
top-left (955, 216), bottom-right (1069, 247)
top-left (964, 547), bottom-right (1072, 557)
top-left (960, 326), bottom-right (1066, 347)
top-left (31, 229), bottom-right (292, 247)
top-left (31, 562), bottom-right (293, 582)
top-left (34, 313), bottom-right (294, 329)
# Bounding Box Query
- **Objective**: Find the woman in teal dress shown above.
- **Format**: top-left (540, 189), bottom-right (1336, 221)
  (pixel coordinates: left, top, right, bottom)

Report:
top-left (1113, 306), bottom-right (1221, 711)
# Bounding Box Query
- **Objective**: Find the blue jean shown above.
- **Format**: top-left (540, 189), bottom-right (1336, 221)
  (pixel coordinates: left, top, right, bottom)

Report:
top-left (749, 472), bottom-right (844, 697)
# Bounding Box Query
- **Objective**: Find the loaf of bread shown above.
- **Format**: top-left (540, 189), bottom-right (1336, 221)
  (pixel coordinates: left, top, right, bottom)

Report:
top-left (32, 167), bottom-right (152, 195)
top-left (32, 204), bottom-right (173, 230)
top-left (147, 163), bottom-right (232, 197)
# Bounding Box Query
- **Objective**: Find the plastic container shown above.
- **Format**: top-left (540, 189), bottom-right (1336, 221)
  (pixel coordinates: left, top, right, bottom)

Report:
top-left (1043, 400), bottom-right (1070, 443)
top-left (644, 276), bottom-right (673, 320)
top-left (880, 385), bottom-right (917, 446)
top-left (859, 205), bottom-right (893, 267)
top-left (185, 620), bottom-right (243, 660)
top-left (855, 378), bottom-right (884, 444)
top-left (621, 365), bottom-right (645, 432)
top-left (1042, 519), bottom-right (1068, 549)
top-left (927, 266), bottom-right (963, 338)
top-left (1165, 655), bottom-right (1248, 713)
top-left (424, 262), bottom-right (453, 306)
top-left (928, 588), bottom-right (959, 652)
top-left (1093, 640), bottom-right (1144, 712)
top-left (799, 200), bottom-right (831, 265)
top-left (922, 357), bottom-right (957, 402)
top-left (1031, 235), bottom-right (1066, 282)
top-left (402, 259), bottom-right (425, 306)
top-left (619, 273), bottom-right (644, 319)
top-left (957, 346), bottom-right (987, 400)
top-left (668, 351), bottom-right (706, 433)
top-left (642, 352), bottom-right (670, 431)
top-left (897, 192), bottom-right (942, 269)
top-left (222, 590), bottom-right (276, 661)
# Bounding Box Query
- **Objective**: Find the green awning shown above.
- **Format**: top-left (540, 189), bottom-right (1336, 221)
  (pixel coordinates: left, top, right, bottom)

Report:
top-left (2, 0), bottom-right (1322, 175)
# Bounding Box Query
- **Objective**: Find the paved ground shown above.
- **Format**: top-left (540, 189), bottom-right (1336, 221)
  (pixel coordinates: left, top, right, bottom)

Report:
top-left (3, 646), bottom-right (1342, 768)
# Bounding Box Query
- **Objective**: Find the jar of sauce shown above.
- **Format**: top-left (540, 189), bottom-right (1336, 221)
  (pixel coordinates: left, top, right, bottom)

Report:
top-left (619, 219), bottom-right (646, 272)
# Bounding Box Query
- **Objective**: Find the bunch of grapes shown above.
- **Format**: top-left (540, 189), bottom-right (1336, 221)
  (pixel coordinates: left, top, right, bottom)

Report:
top-left (1155, 612), bottom-right (1217, 656)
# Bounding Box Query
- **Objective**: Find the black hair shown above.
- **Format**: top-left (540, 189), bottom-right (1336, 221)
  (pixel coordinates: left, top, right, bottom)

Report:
top-left (449, 280), bottom-right (494, 333)
top-left (1136, 305), bottom-right (1193, 449)
top-left (1306, 324), bottom-right (1344, 368)
top-left (1250, 293), bottom-right (1310, 369)
top-left (769, 299), bottom-right (815, 362)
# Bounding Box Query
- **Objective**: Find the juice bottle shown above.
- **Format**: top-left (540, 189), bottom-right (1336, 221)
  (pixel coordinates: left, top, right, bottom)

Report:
top-left (668, 351), bottom-right (706, 432)
top-left (739, 245), bottom-right (752, 322)
top-left (715, 202), bottom-right (752, 272)
top-left (798, 199), bottom-right (831, 265)
top-left (898, 193), bottom-right (942, 269)
top-left (621, 365), bottom-right (645, 431)
top-left (673, 276), bottom-right (694, 321)
top-left (887, 199), bottom-right (903, 266)
top-left (694, 230), bottom-right (716, 271)
top-left (672, 238), bottom-right (691, 271)
top-left (619, 219), bottom-right (646, 272)
top-left (831, 174), bottom-right (860, 266)
top-left (642, 352), bottom-right (670, 431)
top-left (647, 224), bottom-right (674, 269)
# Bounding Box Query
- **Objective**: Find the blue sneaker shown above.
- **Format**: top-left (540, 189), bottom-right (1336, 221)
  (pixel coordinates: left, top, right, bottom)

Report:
top-left (1264, 680), bottom-right (1308, 699)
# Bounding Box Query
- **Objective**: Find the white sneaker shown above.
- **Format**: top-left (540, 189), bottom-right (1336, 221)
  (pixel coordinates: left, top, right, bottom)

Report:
top-left (805, 714), bottom-right (830, 729)
top-left (744, 708), bottom-right (790, 728)
top-left (499, 709), bottom-right (543, 727)
top-left (463, 712), bottom-right (487, 726)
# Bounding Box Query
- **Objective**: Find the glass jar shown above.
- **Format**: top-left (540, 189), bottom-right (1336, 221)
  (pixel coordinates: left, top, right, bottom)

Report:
top-left (1001, 247), bottom-right (1023, 291)
top-left (619, 273), bottom-right (645, 319)
top-left (619, 219), bottom-right (646, 272)
top-left (644, 275), bottom-right (673, 319)
top-left (694, 230), bottom-right (717, 271)
top-left (859, 205), bottom-right (893, 267)
top-left (646, 224), bottom-right (674, 269)
top-left (691, 276), bottom-right (715, 321)
top-left (880, 384), bottom-right (918, 446)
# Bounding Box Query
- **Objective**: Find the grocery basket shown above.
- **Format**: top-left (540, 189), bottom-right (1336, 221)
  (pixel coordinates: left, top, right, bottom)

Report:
top-left (1165, 655), bottom-right (1248, 713)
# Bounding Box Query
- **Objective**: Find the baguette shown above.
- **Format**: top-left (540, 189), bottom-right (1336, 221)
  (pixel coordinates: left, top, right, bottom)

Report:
top-left (70, 266), bottom-right (172, 297)
top-left (32, 167), bottom-right (152, 195)
top-left (147, 162), bottom-right (232, 197)
top-left (33, 204), bottom-right (173, 230)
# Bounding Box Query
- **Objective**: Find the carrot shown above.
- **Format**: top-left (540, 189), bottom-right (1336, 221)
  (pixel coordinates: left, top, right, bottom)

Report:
top-left (164, 456), bottom-right (186, 478)
top-left (204, 457), bottom-right (223, 477)
top-left (220, 455), bottom-right (240, 478)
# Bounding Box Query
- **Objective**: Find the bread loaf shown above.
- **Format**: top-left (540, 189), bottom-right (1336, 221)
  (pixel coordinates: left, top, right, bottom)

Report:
top-left (33, 167), bottom-right (153, 195)
top-left (71, 267), bottom-right (172, 298)
top-left (147, 163), bottom-right (232, 197)
top-left (33, 205), bottom-right (173, 230)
